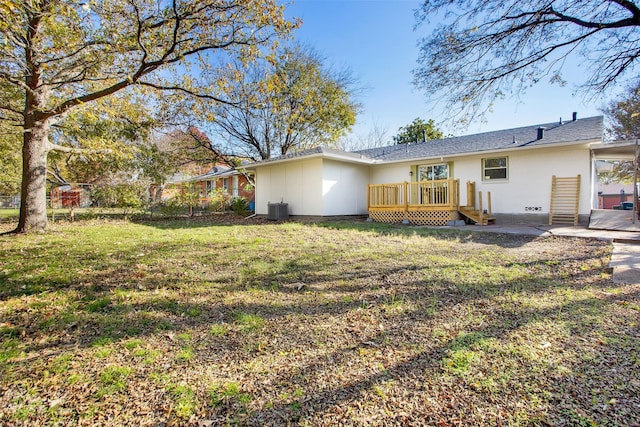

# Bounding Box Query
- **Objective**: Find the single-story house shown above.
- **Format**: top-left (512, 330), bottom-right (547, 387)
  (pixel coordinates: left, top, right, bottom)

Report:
top-left (247, 114), bottom-right (638, 225)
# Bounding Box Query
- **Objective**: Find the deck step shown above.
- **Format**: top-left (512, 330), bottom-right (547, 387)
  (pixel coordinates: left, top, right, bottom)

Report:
top-left (458, 208), bottom-right (495, 226)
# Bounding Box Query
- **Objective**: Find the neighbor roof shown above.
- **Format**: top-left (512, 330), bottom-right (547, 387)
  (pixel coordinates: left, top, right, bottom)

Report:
top-left (173, 164), bottom-right (243, 183)
top-left (356, 115), bottom-right (603, 162)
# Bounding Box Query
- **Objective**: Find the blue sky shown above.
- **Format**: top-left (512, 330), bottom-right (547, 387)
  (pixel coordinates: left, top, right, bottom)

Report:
top-left (283, 0), bottom-right (605, 141)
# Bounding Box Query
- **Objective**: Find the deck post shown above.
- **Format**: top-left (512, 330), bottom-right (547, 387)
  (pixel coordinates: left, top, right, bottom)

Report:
top-left (478, 191), bottom-right (484, 224)
top-left (452, 179), bottom-right (459, 209)
top-left (487, 191), bottom-right (492, 216)
top-left (467, 181), bottom-right (475, 209)
top-left (403, 181), bottom-right (409, 221)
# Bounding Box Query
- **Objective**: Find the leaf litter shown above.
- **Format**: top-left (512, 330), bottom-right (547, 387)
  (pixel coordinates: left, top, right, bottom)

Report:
top-left (0, 217), bottom-right (637, 426)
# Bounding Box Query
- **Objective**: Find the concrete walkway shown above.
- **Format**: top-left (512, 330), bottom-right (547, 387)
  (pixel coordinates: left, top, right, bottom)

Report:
top-left (456, 223), bottom-right (640, 285)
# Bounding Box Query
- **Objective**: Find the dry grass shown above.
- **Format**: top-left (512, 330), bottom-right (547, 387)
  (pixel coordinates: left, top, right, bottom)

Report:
top-left (0, 216), bottom-right (638, 426)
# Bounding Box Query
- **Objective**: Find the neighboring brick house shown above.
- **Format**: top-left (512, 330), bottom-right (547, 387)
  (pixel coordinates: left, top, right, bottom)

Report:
top-left (598, 183), bottom-right (636, 210)
top-left (176, 163), bottom-right (255, 209)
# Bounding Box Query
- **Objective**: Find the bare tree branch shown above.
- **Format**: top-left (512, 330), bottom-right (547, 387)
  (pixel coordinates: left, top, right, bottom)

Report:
top-left (204, 45), bottom-right (360, 160)
top-left (414, 0), bottom-right (640, 123)
top-left (137, 81), bottom-right (240, 107)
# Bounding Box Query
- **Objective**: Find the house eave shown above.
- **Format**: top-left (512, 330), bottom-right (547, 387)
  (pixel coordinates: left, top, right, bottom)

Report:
top-left (246, 150), bottom-right (375, 169)
top-left (590, 140), bottom-right (638, 160)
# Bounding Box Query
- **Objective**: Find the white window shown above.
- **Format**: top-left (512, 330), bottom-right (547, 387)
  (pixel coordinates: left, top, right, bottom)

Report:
top-left (222, 178), bottom-right (229, 192)
top-left (418, 163), bottom-right (449, 181)
top-left (482, 157), bottom-right (508, 181)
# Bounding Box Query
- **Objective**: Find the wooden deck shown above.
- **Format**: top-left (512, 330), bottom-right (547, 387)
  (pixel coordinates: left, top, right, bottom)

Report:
top-left (368, 180), bottom-right (494, 226)
top-left (368, 179), bottom-right (459, 226)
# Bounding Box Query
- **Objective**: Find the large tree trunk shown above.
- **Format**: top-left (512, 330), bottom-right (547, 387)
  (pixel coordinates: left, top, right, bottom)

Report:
top-left (17, 118), bottom-right (50, 233)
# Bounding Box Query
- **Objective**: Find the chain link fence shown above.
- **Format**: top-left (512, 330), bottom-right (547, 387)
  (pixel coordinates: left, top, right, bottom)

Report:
top-left (0, 181), bottom-right (20, 209)
top-left (1, 183), bottom-right (93, 210)
top-left (0, 195), bottom-right (20, 208)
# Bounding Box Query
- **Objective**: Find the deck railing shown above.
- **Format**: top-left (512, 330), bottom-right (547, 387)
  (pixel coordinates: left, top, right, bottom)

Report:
top-left (368, 183), bottom-right (406, 208)
top-left (368, 179), bottom-right (460, 210)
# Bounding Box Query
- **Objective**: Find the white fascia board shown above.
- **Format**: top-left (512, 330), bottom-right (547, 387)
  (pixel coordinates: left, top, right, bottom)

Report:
top-left (322, 151), bottom-right (376, 165)
top-left (590, 140), bottom-right (638, 160)
top-left (245, 153), bottom-right (325, 169)
top-left (180, 170), bottom-right (242, 182)
top-left (246, 151), bottom-right (375, 169)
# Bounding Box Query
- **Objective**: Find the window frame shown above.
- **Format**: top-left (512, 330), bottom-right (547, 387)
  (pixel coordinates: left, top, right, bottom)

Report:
top-left (482, 156), bottom-right (508, 181)
top-left (417, 163), bottom-right (450, 181)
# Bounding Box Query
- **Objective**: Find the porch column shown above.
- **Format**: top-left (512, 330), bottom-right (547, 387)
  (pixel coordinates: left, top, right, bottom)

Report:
top-left (590, 154), bottom-right (599, 210)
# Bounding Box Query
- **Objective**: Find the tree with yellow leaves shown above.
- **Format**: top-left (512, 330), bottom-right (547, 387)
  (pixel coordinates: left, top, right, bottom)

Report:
top-left (0, 0), bottom-right (295, 233)
top-left (201, 45), bottom-right (360, 160)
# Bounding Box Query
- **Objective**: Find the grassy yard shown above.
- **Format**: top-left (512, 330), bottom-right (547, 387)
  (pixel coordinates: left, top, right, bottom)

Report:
top-left (0, 209), bottom-right (18, 221)
top-left (0, 207), bottom-right (177, 224)
top-left (0, 217), bottom-right (638, 426)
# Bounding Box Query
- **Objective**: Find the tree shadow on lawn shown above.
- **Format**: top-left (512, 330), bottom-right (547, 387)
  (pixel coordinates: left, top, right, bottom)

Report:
top-left (131, 214), bottom-right (271, 230)
top-left (0, 234), bottom-right (636, 425)
top-left (313, 219), bottom-right (551, 249)
top-left (0, 237), bottom-right (617, 352)
top-left (0, 227), bottom-right (608, 306)
top-left (216, 285), bottom-right (640, 426)
top-left (133, 215), bottom-right (550, 250)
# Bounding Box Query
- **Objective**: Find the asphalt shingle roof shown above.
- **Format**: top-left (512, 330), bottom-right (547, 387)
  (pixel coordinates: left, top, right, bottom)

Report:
top-left (355, 115), bottom-right (603, 162)
top-left (246, 116), bottom-right (603, 167)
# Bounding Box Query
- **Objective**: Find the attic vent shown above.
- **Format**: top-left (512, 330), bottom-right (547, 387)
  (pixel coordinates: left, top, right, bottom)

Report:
top-left (537, 127), bottom-right (546, 140)
top-left (572, 112), bottom-right (577, 121)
